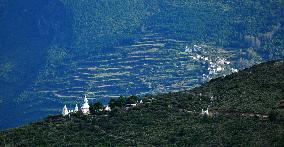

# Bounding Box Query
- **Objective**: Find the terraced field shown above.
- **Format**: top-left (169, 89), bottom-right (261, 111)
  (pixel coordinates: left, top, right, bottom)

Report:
top-left (32, 33), bottom-right (242, 105)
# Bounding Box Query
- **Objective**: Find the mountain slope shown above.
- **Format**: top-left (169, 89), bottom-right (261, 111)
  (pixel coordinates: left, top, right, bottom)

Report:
top-left (0, 0), bottom-right (73, 129)
top-left (1, 0), bottom-right (284, 130)
top-left (190, 60), bottom-right (284, 113)
top-left (0, 60), bottom-right (283, 146)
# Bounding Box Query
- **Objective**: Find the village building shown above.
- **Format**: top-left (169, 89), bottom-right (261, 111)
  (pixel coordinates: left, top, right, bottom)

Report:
top-left (104, 105), bottom-right (111, 111)
top-left (125, 100), bottom-right (143, 109)
top-left (201, 108), bottom-right (210, 116)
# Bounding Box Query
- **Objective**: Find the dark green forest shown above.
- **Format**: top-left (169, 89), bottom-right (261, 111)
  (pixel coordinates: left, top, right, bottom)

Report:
top-left (61, 0), bottom-right (284, 54)
top-left (0, 60), bottom-right (283, 146)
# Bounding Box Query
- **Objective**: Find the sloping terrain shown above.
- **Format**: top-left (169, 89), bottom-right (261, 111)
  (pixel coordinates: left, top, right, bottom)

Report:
top-left (0, 60), bottom-right (283, 146)
top-left (0, 0), bottom-right (283, 129)
top-left (0, 0), bottom-right (73, 129)
top-left (31, 33), bottom-right (241, 105)
top-left (191, 60), bottom-right (284, 113)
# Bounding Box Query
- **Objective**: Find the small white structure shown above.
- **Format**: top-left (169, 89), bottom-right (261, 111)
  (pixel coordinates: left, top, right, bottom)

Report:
top-left (104, 105), bottom-right (111, 111)
top-left (74, 104), bottom-right (79, 112)
top-left (131, 103), bottom-right (137, 107)
top-left (201, 108), bottom-right (209, 116)
top-left (62, 105), bottom-right (69, 116)
top-left (62, 104), bottom-right (78, 116)
top-left (231, 68), bottom-right (238, 73)
top-left (139, 100), bottom-right (143, 104)
top-left (81, 95), bottom-right (90, 115)
top-left (61, 95), bottom-right (91, 116)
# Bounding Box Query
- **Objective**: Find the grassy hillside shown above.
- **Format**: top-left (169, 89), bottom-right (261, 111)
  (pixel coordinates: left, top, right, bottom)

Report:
top-left (0, 60), bottom-right (283, 146)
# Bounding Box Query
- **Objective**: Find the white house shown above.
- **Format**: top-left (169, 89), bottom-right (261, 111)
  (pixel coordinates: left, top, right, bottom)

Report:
top-left (201, 108), bottom-right (209, 116)
top-left (104, 105), bottom-right (111, 111)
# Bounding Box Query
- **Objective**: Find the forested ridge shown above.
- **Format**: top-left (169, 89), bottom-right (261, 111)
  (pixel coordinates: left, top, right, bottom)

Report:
top-left (0, 60), bottom-right (283, 146)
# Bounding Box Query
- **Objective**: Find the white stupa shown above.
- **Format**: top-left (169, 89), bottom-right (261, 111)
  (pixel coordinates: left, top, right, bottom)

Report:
top-left (62, 105), bottom-right (69, 116)
top-left (81, 95), bottom-right (90, 115)
top-left (74, 104), bottom-right (79, 112)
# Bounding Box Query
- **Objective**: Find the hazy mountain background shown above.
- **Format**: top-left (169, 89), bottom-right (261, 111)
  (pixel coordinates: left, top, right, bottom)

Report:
top-left (0, 0), bottom-right (283, 129)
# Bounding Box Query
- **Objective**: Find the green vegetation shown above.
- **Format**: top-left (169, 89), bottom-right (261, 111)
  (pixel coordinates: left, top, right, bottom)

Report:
top-left (59, 0), bottom-right (284, 56)
top-left (109, 96), bottom-right (126, 109)
top-left (89, 102), bottom-right (104, 115)
top-left (126, 95), bottom-right (140, 105)
top-left (108, 95), bottom-right (141, 109)
top-left (191, 60), bottom-right (284, 114)
top-left (149, 0), bottom-right (284, 51)
top-left (0, 60), bottom-right (283, 146)
top-left (59, 0), bottom-right (159, 51)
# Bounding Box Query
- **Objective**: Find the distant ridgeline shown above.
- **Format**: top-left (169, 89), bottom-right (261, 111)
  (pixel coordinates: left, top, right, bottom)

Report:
top-left (0, 60), bottom-right (283, 146)
top-left (0, 0), bottom-right (284, 130)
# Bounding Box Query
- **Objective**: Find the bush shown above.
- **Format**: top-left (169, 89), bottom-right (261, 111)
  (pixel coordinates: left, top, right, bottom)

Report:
top-left (90, 102), bottom-right (104, 115)
top-left (268, 109), bottom-right (279, 122)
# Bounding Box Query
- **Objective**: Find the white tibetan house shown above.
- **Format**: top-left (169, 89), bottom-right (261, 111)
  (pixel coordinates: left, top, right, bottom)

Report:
top-left (201, 108), bottom-right (209, 116)
top-left (104, 105), bottom-right (111, 111)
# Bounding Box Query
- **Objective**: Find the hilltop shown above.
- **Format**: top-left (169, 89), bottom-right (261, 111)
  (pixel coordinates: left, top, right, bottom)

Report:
top-left (0, 60), bottom-right (283, 146)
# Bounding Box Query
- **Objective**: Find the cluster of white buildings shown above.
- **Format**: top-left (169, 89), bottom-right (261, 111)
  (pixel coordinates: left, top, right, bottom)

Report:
top-left (62, 95), bottom-right (111, 116)
top-left (62, 93), bottom-right (211, 117)
top-left (125, 100), bottom-right (143, 109)
top-left (185, 45), bottom-right (239, 81)
top-left (62, 104), bottom-right (79, 116)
